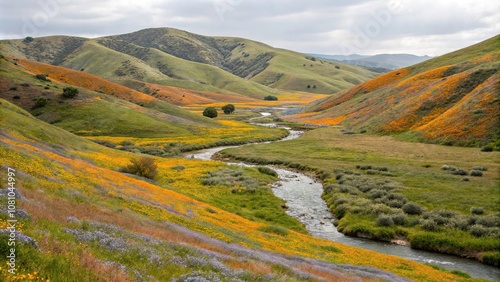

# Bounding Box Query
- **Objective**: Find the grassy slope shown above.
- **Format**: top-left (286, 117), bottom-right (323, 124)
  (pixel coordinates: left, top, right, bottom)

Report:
top-left (0, 57), bottom-right (214, 137)
top-left (12, 57), bottom-right (218, 125)
top-left (293, 35), bottom-right (500, 146)
top-left (250, 46), bottom-right (377, 93)
top-left (1, 57), bottom-right (289, 151)
top-left (0, 100), bottom-right (471, 281)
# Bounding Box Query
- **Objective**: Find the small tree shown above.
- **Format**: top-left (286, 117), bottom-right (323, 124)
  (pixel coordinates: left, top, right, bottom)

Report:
top-left (221, 104), bottom-right (235, 114)
top-left (203, 107), bottom-right (218, 118)
top-left (120, 156), bottom-right (158, 179)
top-left (62, 87), bottom-right (79, 98)
top-left (264, 95), bottom-right (278, 101)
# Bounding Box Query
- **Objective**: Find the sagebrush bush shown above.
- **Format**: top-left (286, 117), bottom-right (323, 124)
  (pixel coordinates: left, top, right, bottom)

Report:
top-left (402, 202), bottom-right (423, 215)
top-left (334, 197), bottom-right (349, 206)
top-left (470, 207), bottom-right (484, 215)
top-left (368, 189), bottom-right (387, 199)
top-left (376, 214), bottom-right (394, 226)
top-left (421, 219), bottom-right (439, 231)
top-left (469, 224), bottom-right (489, 237)
top-left (450, 169), bottom-right (468, 176)
top-left (472, 166), bottom-right (488, 171)
top-left (477, 215), bottom-right (498, 228)
top-left (333, 204), bottom-right (349, 219)
top-left (470, 170), bottom-right (483, 177)
top-left (391, 213), bottom-right (408, 226)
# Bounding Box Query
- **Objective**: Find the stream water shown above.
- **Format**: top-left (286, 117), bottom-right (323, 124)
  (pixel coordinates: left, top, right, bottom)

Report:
top-left (185, 113), bottom-right (500, 280)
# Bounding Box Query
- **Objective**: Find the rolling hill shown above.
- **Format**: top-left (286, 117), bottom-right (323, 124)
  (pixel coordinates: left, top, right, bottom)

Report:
top-left (0, 28), bottom-right (377, 97)
top-left (290, 35), bottom-right (500, 147)
top-left (0, 55), bottom-right (220, 136)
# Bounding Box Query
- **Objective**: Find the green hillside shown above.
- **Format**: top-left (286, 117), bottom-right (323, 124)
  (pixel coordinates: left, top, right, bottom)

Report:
top-left (292, 35), bottom-right (500, 147)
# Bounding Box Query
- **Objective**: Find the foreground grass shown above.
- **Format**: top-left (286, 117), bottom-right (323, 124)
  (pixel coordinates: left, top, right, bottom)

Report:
top-left (219, 126), bottom-right (500, 265)
top-left (0, 99), bottom-right (475, 281)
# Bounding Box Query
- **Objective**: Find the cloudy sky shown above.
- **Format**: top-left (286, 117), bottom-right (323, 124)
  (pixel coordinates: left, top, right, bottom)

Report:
top-left (1, 0), bottom-right (498, 56)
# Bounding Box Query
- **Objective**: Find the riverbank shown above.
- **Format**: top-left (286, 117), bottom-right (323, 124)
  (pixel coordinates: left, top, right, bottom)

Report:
top-left (217, 118), bottom-right (500, 276)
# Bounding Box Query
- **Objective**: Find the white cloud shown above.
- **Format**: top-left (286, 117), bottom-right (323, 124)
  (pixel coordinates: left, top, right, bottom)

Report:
top-left (0, 0), bottom-right (497, 56)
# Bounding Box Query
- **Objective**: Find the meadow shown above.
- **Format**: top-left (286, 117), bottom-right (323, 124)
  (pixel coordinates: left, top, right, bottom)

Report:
top-left (219, 126), bottom-right (500, 265)
top-left (0, 98), bottom-right (480, 281)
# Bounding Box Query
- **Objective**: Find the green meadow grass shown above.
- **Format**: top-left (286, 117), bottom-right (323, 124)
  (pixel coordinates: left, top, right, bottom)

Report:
top-left (220, 126), bottom-right (500, 263)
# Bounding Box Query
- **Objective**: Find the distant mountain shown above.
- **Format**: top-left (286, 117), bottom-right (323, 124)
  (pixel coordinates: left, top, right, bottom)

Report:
top-left (292, 35), bottom-right (499, 147)
top-left (308, 54), bottom-right (369, 61)
top-left (0, 28), bottom-right (377, 96)
top-left (311, 53), bottom-right (432, 71)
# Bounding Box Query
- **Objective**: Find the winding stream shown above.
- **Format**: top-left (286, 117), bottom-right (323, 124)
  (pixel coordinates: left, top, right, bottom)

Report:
top-left (185, 113), bottom-right (500, 280)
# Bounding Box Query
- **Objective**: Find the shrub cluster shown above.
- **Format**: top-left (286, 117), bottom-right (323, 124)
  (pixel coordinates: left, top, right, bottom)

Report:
top-left (355, 164), bottom-right (395, 176)
top-left (326, 170), bottom-right (500, 239)
top-left (118, 142), bottom-right (182, 157)
top-left (441, 164), bottom-right (488, 177)
top-left (201, 168), bottom-right (259, 193)
top-left (418, 210), bottom-right (500, 238)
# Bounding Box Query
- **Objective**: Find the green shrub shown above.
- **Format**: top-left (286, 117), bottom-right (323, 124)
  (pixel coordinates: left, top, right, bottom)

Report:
top-left (391, 213), bottom-right (408, 226)
top-left (333, 204), bottom-right (349, 219)
top-left (402, 202), bottom-right (423, 215)
top-left (450, 169), bottom-right (468, 176)
top-left (482, 251), bottom-right (500, 267)
top-left (470, 170), bottom-right (483, 177)
top-left (13, 95), bottom-right (20, 99)
top-left (368, 189), bottom-right (387, 199)
top-left (472, 166), bottom-right (488, 171)
top-left (62, 87), bottom-right (79, 98)
top-left (468, 224), bottom-right (489, 237)
top-left (481, 145), bottom-right (493, 152)
top-left (120, 156), bottom-right (158, 179)
top-left (257, 167), bottom-right (278, 177)
top-left (202, 107), bottom-right (218, 118)
top-left (9, 86), bottom-right (17, 91)
top-left (33, 96), bottom-right (48, 108)
top-left (470, 207), bottom-right (484, 215)
top-left (421, 219), bottom-right (439, 231)
top-left (376, 214), bottom-right (394, 226)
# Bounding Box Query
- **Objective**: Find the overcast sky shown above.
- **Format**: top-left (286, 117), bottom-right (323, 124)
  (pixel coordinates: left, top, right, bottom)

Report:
top-left (1, 0), bottom-right (498, 56)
